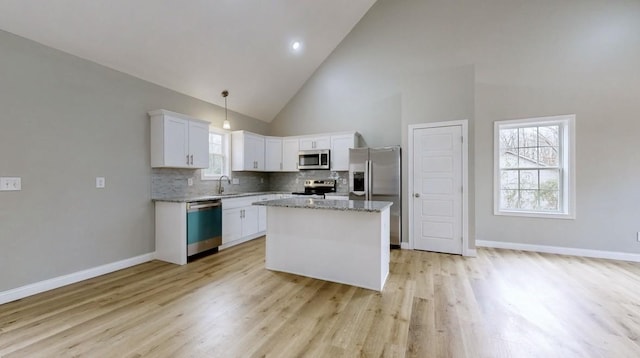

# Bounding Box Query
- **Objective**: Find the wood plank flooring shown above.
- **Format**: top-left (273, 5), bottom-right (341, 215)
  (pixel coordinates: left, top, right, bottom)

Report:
top-left (1, 237), bottom-right (639, 357)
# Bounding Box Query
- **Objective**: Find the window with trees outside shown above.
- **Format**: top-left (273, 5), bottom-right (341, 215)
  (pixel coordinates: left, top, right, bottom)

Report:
top-left (494, 114), bottom-right (575, 218)
top-left (201, 128), bottom-right (230, 180)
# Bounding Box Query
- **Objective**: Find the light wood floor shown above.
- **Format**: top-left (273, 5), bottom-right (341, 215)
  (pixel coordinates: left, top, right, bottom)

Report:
top-left (1, 238), bottom-right (639, 358)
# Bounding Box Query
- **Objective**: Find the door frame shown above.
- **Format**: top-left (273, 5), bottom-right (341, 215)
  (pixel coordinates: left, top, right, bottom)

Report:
top-left (407, 120), bottom-right (471, 256)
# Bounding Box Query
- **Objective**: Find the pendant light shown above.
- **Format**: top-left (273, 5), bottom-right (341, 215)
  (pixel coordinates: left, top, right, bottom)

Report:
top-left (222, 90), bottom-right (231, 130)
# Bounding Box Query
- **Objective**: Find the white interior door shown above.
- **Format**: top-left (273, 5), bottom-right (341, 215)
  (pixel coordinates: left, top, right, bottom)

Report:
top-left (412, 125), bottom-right (463, 254)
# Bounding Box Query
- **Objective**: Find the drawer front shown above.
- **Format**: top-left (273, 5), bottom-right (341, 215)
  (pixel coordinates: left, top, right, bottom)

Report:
top-left (222, 196), bottom-right (256, 209)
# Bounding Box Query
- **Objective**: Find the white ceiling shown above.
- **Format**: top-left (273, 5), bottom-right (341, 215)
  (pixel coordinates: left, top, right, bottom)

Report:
top-left (0, 0), bottom-right (376, 122)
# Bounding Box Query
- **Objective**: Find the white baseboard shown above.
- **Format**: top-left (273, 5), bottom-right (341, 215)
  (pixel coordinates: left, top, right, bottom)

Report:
top-left (400, 242), bottom-right (410, 250)
top-left (476, 240), bottom-right (640, 263)
top-left (464, 248), bottom-right (477, 257)
top-left (0, 252), bottom-right (155, 305)
top-left (219, 232), bottom-right (265, 251)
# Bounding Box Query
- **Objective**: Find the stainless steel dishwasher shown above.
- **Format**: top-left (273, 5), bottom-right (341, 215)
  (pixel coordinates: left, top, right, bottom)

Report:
top-left (186, 200), bottom-right (222, 256)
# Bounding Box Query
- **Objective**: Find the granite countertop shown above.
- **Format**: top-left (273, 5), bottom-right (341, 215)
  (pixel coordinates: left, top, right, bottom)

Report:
top-left (253, 198), bottom-right (393, 213)
top-left (324, 192), bottom-right (350, 197)
top-left (153, 191), bottom-right (291, 203)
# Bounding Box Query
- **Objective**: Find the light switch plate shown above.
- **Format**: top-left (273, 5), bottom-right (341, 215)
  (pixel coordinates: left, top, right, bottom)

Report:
top-left (0, 177), bottom-right (21, 191)
top-left (96, 177), bottom-right (106, 189)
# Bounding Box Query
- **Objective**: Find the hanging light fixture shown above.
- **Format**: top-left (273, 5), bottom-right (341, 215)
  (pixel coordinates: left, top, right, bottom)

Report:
top-left (221, 90), bottom-right (231, 130)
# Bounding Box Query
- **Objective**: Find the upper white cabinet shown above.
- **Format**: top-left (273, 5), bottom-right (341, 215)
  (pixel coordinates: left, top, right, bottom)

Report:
top-left (232, 131), bottom-right (265, 171)
top-left (230, 130), bottom-right (359, 172)
top-left (299, 136), bottom-right (331, 150)
top-left (282, 138), bottom-right (299, 172)
top-left (330, 133), bottom-right (360, 171)
top-left (149, 110), bottom-right (209, 169)
top-left (265, 136), bottom-right (283, 171)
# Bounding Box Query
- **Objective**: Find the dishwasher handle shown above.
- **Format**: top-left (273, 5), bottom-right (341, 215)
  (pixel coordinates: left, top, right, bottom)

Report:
top-left (187, 201), bottom-right (221, 211)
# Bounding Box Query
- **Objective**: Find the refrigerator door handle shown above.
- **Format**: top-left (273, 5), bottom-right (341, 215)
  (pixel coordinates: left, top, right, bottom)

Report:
top-left (366, 159), bottom-right (372, 201)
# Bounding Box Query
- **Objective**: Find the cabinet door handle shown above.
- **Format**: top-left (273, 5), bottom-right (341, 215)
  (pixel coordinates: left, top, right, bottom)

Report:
top-left (190, 155), bottom-right (194, 165)
top-left (186, 155), bottom-right (190, 165)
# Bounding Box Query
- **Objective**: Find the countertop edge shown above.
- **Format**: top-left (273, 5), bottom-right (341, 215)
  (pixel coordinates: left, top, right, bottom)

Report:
top-left (253, 198), bottom-right (393, 213)
top-left (152, 191), bottom-right (292, 203)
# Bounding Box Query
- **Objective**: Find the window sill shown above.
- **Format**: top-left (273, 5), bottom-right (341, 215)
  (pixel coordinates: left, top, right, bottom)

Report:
top-left (494, 210), bottom-right (575, 220)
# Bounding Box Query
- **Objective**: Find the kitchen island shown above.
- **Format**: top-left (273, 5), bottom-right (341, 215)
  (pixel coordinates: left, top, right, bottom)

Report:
top-left (253, 198), bottom-right (392, 291)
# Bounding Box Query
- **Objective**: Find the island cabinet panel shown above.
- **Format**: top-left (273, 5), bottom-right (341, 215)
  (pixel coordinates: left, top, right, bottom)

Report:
top-left (264, 205), bottom-right (390, 291)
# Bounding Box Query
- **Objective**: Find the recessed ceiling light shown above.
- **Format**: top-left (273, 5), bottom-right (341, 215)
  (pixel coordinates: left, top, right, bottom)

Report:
top-left (291, 41), bottom-right (302, 51)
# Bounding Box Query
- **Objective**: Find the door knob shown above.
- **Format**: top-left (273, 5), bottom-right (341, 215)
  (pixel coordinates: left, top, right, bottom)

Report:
top-left (414, 193), bottom-right (420, 198)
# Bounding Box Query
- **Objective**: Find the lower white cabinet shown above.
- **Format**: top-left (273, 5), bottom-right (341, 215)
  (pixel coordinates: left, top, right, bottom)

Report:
top-left (222, 207), bottom-right (243, 244)
top-left (222, 195), bottom-right (271, 249)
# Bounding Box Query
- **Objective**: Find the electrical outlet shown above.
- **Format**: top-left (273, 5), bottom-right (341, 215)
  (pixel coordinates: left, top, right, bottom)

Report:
top-left (96, 177), bottom-right (105, 189)
top-left (0, 177), bottom-right (21, 191)
top-left (187, 178), bottom-right (194, 186)
top-left (342, 178), bottom-right (347, 185)
top-left (260, 178), bottom-right (264, 183)
top-left (232, 178), bottom-right (239, 185)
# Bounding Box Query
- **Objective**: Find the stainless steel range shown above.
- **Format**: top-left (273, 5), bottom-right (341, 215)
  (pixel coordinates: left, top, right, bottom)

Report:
top-left (291, 179), bottom-right (336, 199)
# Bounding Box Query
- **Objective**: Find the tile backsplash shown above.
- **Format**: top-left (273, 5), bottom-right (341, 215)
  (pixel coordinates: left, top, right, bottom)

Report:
top-left (152, 169), bottom-right (349, 199)
top-left (151, 169), bottom-right (269, 199)
top-left (269, 171), bottom-right (349, 193)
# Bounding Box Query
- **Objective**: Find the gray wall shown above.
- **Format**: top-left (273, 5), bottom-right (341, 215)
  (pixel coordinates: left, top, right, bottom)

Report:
top-left (270, 0), bottom-right (640, 253)
top-left (0, 29), bottom-right (267, 292)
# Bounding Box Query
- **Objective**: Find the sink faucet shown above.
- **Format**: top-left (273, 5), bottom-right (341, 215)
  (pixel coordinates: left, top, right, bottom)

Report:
top-left (217, 175), bottom-right (231, 195)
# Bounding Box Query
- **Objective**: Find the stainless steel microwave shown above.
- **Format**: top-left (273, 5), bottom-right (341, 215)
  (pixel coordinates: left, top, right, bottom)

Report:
top-left (298, 149), bottom-right (330, 170)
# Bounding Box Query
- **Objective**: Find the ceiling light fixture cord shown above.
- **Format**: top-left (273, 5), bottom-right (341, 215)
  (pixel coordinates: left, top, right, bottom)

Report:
top-left (222, 90), bottom-right (230, 129)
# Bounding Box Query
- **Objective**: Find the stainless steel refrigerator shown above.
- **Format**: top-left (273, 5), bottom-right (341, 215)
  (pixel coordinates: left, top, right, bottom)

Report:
top-left (349, 146), bottom-right (401, 247)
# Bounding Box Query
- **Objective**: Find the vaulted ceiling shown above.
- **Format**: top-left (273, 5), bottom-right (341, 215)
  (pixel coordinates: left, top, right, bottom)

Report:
top-left (0, 0), bottom-right (376, 122)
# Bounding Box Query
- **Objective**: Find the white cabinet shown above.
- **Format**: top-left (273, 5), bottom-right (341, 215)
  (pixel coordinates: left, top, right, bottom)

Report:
top-left (282, 138), bottom-right (299, 172)
top-left (330, 133), bottom-right (359, 171)
top-left (232, 131), bottom-right (265, 171)
top-left (256, 195), bottom-right (272, 232)
top-left (299, 136), bottom-right (331, 150)
top-left (222, 208), bottom-right (243, 244)
top-left (265, 137), bottom-right (283, 171)
top-left (221, 195), bottom-right (268, 249)
top-left (230, 131), bottom-right (359, 172)
top-left (149, 110), bottom-right (209, 168)
top-left (243, 206), bottom-right (259, 237)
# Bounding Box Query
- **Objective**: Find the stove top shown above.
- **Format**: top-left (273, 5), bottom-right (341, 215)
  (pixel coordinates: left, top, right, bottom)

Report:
top-left (298, 179), bottom-right (336, 195)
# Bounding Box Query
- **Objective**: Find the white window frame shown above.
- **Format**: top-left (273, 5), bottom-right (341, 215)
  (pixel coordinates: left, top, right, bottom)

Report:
top-left (201, 127), bottom-right (231, 180)
top-left (494, 114), bottom-right (576, 219)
